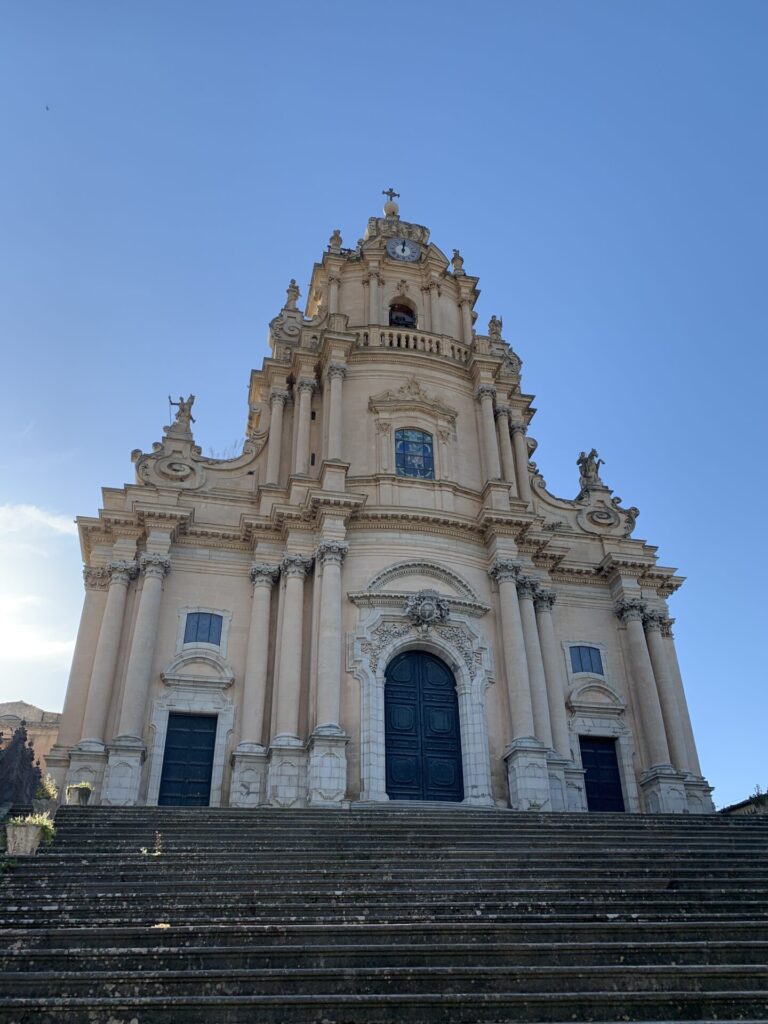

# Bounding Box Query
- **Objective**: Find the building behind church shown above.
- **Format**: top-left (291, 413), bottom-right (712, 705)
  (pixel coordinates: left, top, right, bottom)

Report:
top-left (46, 195), bottom-right (713, 815)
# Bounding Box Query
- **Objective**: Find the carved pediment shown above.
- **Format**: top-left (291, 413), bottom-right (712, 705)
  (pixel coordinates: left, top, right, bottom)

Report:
top-left (368, 379), bottom-right (457, 424)
top-left (348, 560), bottom-right (489, 618)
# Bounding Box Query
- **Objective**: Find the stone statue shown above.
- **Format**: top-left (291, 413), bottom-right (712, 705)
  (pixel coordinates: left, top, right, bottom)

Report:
top-left (285, 279), bottom-right (300, 310)
top-left (169, 394), bottom-right (196, 428)
top-left (577, 448), bottom-right (605, 490)
top-left (451, 249), bottom-right (465, 274)
top-left (488, 315), bottom-right (502, 340)
top-left (328, 229), bottom-right (342, 252)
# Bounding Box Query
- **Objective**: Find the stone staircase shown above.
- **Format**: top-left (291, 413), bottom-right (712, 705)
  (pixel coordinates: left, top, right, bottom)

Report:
top-left (0, 806), bottom-right (767, 1023)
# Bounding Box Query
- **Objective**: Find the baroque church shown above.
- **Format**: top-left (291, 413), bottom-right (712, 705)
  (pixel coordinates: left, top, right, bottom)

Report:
top-left (46, 193), bottom-right (714, 815)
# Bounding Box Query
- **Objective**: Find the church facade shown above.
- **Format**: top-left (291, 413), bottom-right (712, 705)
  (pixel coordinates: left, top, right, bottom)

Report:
top-left (47, 195), bottom-right (713, 814)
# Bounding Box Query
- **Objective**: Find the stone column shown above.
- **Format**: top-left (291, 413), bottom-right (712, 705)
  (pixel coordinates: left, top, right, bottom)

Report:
top-left (78, 560), bottom-right (138, 747)
top-left (489, 559), bottom-right (550, 811)
top-left (459, 298), bottom-right (473, 344)
top-left (308, 540), bottom-right (349, 807)
top-left (230, 563), bottom-right (279, 808)
top-left (103, 553), bottom-right (170, 806)
top-left (616, 598), bottom-right (686, 814)
top-left (476, 385), bottom-right (501, 482)
top-left (511, 422), bottom-right (532, 503)
top-left (495, 406), bottom-right (518, 494)
top-left (328, 275), bottom-right (340, 315)
top-left (293, 379), bottom-right (315, 476)
top-left (516, 577), bottom-right (553, 749)
top-left (533, 589), bottom-right (571, 759)
top-left (267, 553), bottom-right (313, 807)
top-left (662, 619), bottom-right (702, 777)
top-left (643, 610), bottom-right (690, 773)
top-left (265, 389), bottom-right (289, 485)
top-left (326, 363), bottom-right (346, 462)
top-left (429, 280), bottom-right (441, 334)
top-left (421, 287), bottom-right (432, 332)
top-left (368, 271), bottom-right (380, 325)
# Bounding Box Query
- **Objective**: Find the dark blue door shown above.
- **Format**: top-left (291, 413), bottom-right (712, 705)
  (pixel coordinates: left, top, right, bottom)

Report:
top-left (385, 651), bottom-right (464, 802)
top-left (579, 736), bottom-right (625, 812)
top-left (158, 713), bottom-right (217, 806)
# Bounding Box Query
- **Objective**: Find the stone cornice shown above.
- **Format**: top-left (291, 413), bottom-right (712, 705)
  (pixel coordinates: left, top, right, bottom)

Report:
top-left (348, 590), bottom-right (489, 618)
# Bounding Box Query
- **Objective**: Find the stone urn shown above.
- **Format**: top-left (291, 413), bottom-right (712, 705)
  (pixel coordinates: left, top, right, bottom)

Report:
top-left (6, 822), bottom-right (44, 857)
top-left (66, 785), bottom-right (92, 807)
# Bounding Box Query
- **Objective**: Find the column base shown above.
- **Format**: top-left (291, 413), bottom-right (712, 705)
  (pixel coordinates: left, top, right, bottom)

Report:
top-left (102, 736), bottom-right (146, 806)
top-left (504, 737), bottom-right (551, 811)
top-left (683, 774), bottom-right (716, 814)
top-left (564, 763), bottom-right (588, 812)
top-left (229, 744), bottom-right (269, 808)
top-left (44, 745), bottom-right (73, 796)
top-left (546, 753), bottom-right (571, 811)
top-left (639, 764), bottom-right (689, 814)
top-left (307, 729), bottom-right (349, 807)
top-left (266, 740), bottom-right (308, 808)
top-left (64, 744), bottom-right (108, 803)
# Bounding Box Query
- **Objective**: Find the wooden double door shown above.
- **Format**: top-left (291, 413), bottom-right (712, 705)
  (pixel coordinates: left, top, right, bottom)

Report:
top-left (385, 651), bottom-right (464, 802)
top-left (158, 713), bottom-right (217, 806)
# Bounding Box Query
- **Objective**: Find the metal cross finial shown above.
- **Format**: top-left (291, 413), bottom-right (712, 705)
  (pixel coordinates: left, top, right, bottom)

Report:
top-left (382, 187), bottom-right (400, 202)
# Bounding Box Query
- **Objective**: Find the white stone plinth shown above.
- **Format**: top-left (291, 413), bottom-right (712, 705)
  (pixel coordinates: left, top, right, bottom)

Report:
top-left (639, 764), bottom-right (689, 814)
top-left (102, 736), bottom-right (145, 806)
top-left (504, 737), bottom-right (551, 811)
top-left (229, 744), bottom-right (269, 808)
top-left (564, 763), bottom-right (588, 812)
top-left (683, 775), bottom-right (716, 814)
top-left (307, 729), bottom-right (349, 807)
top-left (65, 744), bottom-right (107, 803)
top-left (266, 740), bottom-right (308, 808)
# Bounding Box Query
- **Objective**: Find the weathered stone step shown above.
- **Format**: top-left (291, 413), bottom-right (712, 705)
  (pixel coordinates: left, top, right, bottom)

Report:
top-left (2, 989), bottom-right (767, 1024)
top-left (5, 939), bottom-right (767, 972)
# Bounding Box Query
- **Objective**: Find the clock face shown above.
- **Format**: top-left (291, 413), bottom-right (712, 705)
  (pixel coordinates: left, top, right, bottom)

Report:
top-left (387, 237), bottom-right (420, 262)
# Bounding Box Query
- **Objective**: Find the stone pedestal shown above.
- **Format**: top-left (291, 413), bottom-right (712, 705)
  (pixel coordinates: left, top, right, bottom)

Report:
top-left (639, 764), bottom-right (689, 814)
top-left (266, 739), bottom-right (307, 808)
top-left (65, 743), bottom-right (108, 803)
top-left (564, 763), bottom-right (589, 812)
top-left (683, 775), bottom-right (716, 814)
top-left (229, 744), bottom-right (269, 807)
top-left (546, 752), bottom-right (570, 811)
top-left (102, 736), bottom-right (145, 806)
top-left (307, 729), bottom-right (349, 807)
top-left (504, 737), bottom-right (551, 811)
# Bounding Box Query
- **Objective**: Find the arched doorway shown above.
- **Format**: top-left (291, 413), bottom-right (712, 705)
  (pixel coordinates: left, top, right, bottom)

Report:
top-left (384, 651), bottom-right (464, 802)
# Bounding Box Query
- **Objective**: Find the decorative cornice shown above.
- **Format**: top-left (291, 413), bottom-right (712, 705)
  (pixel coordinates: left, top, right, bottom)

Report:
top-left (281, 553), bottom-right (314, 578)
top-left (139, 553), bottom-right (171, 578)
top-left (488, 559), bottom-right (520, 584)
top-left (315, 540), bottom-right (349, 566)
top-left (347, 590), bottom-right (489, 618)
top-left (250, 563), bottom-right (280, 588)
top-left (615, 597), bottom-right (646, 623)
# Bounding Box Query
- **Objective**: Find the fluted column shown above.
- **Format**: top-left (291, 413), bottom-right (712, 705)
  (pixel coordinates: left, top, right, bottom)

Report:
top-left (293, 379), bottom-right (315, 476)
top-left (495, 405), bottom-right (518, 493)
top-left (477, 385), bottom-right (502, 482)
top-left (644, 610), bottom-right (690, 772)
top-left (511, 422), bottom-right (532, 503)
top-left (326, 363), bottom-right (346, 462)
top-left (273, 554), bottom-right (313, 741)
top-left (516, 577), bottom-right (554, 748)
top-left (239, 564), bottom-right (280, 748)
top-left (615, 599), bottom-right (671, 767)
top-left (662, 619), bottom-right (702, 776)
top-left (328, 275), bottom-right (340, 315)
top-left (116, 554), bottom-right (171, 739)
top-left (459, 298), bottom-right (473, 344)
top-left (314, 541), bottom-right (348, 732)
top-left (429, 280), bottom-right (441, 334)
top-left (265, 389), bottom-right (289, 485)
top-left (79, 560), bottom-right (138, 745)
top-left (534, 588), bottom-right (572, 759)
top-left (489, 560), bottom-right (534, 738)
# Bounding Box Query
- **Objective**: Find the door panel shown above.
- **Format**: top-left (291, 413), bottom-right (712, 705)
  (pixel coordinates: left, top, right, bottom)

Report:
top-left (579, 735), bottom-right (625, 812)
top-left (385, 651), bottom-right (464, 802)
top-left (158, 713), bottom-right (217, 807)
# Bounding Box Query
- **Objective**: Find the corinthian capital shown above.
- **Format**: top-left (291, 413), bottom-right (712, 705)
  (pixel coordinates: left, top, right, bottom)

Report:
top-left (327, 363), bottom-right (347, 382)
top-left (494, 404), bottom-right (511, 421)
top-left (510, 421), bottom-right (527, 436)
top-left (139, 553), bottom-right (171, 579)
top-left (316, 540), bottom-right (349, 566)
top-left (106, 560), bottom-right (139, 585)
top-left (615, 597), bottom-right (646, 623)
top-left (83, 567), bottom-right (111, 591)
top-left (269, 389), bottom-right (290, 408)
top-left (533, 587), bottom-right (556, 612)
top-left (250, 563), bottom-right (280, 589)
top-left (489, 559), bottom-right (520, 584)
top-left (476, 384), bottom-right (496, 403)
top-left (281, 553), bottom-right (314, 578)
top-left (515, 575), bottom-right (538, 600)
top-left (642, 608), bottom-right (667, 633)
top-left (296, 378), bottom-right (316, 396)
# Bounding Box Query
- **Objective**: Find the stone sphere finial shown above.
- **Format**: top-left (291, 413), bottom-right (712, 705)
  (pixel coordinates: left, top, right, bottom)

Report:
top-left (382, 187), bottom-right (400, 219)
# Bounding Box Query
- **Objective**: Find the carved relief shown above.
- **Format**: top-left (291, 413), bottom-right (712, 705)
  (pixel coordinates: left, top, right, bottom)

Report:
top-left (404, 589), bottom-right (450, 631)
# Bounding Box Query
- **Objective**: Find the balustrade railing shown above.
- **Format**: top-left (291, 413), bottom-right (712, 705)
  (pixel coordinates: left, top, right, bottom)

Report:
top-left (357, 329), bottom-right (470, 365)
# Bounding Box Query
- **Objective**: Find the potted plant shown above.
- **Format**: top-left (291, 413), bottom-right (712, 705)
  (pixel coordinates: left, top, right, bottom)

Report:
top-left (6, 812), bottom-right (55, 857)
top-left (33, 773), bottom-right (59, 816)
top-left (65, 780), bottom-right (93, 806)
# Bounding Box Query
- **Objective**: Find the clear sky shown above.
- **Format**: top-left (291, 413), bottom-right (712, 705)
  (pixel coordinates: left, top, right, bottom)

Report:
top-left (1, 2), bottom-right (766, 808)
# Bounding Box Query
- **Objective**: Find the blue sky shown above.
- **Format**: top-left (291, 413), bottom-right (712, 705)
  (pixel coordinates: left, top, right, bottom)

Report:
top-left (1, 2), bottom-right (765, 807)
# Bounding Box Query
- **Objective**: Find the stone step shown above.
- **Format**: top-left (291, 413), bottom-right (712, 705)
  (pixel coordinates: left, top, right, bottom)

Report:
top-left (3, 990), bottom-right (767, 1024)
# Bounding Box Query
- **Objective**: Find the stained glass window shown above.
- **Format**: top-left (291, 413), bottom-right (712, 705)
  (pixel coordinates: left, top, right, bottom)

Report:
top-left (395, 428), bottom-right (434, 479)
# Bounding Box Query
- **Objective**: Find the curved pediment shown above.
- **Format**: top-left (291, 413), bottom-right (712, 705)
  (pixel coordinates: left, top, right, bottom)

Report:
top-left (567, 680), bottom-right (625, 716)
top-left (348, 560), bottom-right (489, 617)
top-left (161, 648), bottom-right (234, 690)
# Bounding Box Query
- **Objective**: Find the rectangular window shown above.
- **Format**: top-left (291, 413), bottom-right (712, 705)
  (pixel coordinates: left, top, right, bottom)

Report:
top-left (184, 612), bottom-right (223, 646)
top-left (570, 645), bottom-right (604, 675)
